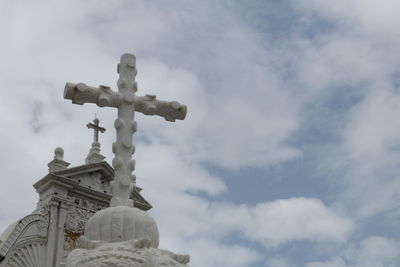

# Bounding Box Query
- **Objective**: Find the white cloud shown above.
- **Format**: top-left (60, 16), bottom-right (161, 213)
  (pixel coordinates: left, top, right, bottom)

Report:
top-left (138, 146), bottom-right (354, 244)
top-left (343, 89), bottom-right (400, 160)
top-left (246, 198), bottom-right (354, 246)
top-left (306, 257), bottom-right (346, 267)
top-left (292, 0), bottom-right (400, 92)
top-left (306, 236), bottom-right (400, 267)
top-left (182, 238), bottom-right (262, 267)
top-left (266, 257), bottom-right (293, 267)
top-left (335, 88), bottom-right (400, 218)
top-left (296, 0), bottom-right (400, 35)
top-left (134, 142), bottom-right (354, 263)
top-left (285, 0), bottom-right (400, 222)
top-left (348, 236), bottom-right (400, 266)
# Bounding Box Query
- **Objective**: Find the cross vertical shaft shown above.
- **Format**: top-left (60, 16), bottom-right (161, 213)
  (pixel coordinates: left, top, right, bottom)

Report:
top-left (87, 118), bottom-right (105, 142)
top-left (111, 54), bottom-right (138, 207)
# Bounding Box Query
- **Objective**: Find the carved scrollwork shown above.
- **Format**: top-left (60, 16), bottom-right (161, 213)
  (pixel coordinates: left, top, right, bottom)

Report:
top-left (65, 206), bottom-right (93, 233)
top-left (66, 238), bottom-right (190, 267)
top-left (63, 197), bottom-right (108, 256)
top-left (37, 201), bottom-right (50, 217)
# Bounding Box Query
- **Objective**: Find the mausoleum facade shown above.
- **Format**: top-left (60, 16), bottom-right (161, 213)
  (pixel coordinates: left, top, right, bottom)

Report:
top-left (0, 148), bottom-right (151, 266)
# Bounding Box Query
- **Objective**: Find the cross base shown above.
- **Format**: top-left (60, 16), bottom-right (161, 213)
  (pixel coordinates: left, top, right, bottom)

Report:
top-left (85, 141), bottom-right (106, 164)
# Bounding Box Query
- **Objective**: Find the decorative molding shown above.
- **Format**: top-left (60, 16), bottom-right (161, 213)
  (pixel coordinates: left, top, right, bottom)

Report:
top-left (5, 238), bottom-right (47, 267)
top-left (52, 162), bottom-right (114, 181)
top-left (63, 196), bottom-right (108, 257)
top-left (0, 214), bottom-right (48, 258)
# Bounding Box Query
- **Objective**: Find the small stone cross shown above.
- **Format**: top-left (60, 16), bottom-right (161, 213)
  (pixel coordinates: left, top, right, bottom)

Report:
top-left (64, 53), bottom-right (187, 207)
top-left (87, 118), bottom-right (105, 142)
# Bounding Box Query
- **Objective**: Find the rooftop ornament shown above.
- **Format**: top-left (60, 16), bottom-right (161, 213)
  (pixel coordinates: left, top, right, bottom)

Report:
top-left (85, 117), bottom-right (106, 164)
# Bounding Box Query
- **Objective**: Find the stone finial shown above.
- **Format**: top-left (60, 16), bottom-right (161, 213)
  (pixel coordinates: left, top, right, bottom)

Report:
top-left (48, 147), bottom-right (70, 173)
top-left (85, 141), bottom-right (106, 164)
top-left (85, 118), bottom-right (106, 164)
top-left (54, 147), bottom-right (64, 160)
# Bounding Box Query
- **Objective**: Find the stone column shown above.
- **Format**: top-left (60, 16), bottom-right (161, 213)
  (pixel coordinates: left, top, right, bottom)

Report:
top-left (45, 198), bottom-right (68, 267)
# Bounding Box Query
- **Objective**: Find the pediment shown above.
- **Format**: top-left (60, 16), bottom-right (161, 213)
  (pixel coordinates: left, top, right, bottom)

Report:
top-left (33, 161), bottom-right (152, 211)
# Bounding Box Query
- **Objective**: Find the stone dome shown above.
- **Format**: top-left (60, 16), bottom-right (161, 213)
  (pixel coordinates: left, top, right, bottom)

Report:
top-left (84, 206), bottom-right (159, 248)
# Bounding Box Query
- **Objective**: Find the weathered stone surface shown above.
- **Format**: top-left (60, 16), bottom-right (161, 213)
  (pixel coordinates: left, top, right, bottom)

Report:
top-left (48, 147), bottom-right (70, 172)
top-left (84, 206), bottom-right (159, 247)
top-left (0, 214), bottom-right (48, 267)
top-left (85, 141), bottom-right (105, 164)
top-left (66, 238), bottom-right (190, 267)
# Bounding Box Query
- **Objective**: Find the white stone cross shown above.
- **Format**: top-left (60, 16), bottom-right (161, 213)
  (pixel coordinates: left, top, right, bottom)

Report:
top-left (64, 53), bottom-right (187, 207)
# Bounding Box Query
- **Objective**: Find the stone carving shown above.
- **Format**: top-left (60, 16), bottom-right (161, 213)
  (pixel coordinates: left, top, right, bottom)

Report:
top-left (64, 53), bottom-right (187, 207)
top-left (48, 147), bottom-right (71, 173)
top-left (0, 214), bottom-right (48, 259)
top-left (66, 238), bottom-right (190, 267)
top-left (65, 206), bottom-right (190, 266)
top-left (63, 197), bottom-right (108, 256)
top-left (65, 205), bottom-right (94, 234)
top-left (37, 218), bottom-right (48, 235)
top-left (5, 239), bottom-right (47, 267)
top-left (88, 172), bottom-right (102, 191)
top-left (84, 206), bottom-right (159, 247)
top-left (37, 202), bottom-right (49, 216)
top-left (36, 203), bottom-right (50, 234)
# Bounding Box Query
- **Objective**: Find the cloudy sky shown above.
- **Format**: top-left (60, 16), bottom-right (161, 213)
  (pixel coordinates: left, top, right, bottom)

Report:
top-left (1, 0), bottom-right (400, 266)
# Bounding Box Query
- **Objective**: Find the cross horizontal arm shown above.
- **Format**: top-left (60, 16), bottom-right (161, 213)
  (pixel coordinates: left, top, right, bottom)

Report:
top-left (64, 82), bottom-right (120, 108)
top-left (64, 82), bottom-right (187, 122)
top-left (134, 95), bottom-right (187, 122)
top-left (87, 123), bottom-right (106, 133)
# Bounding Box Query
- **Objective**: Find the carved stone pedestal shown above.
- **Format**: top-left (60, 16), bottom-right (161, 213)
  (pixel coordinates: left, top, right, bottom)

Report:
top-left (66, 206), bottom-right (190, 267)
top-left (66, 238), bottom-right (190, 267)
